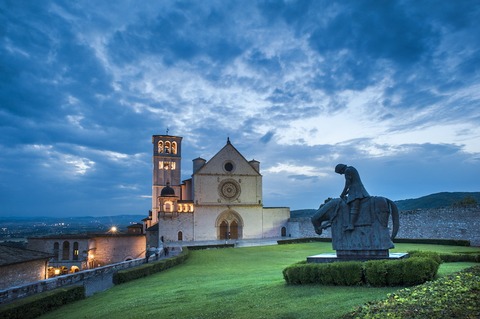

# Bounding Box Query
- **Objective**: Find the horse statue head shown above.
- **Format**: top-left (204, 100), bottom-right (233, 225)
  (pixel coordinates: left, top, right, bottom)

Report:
top-left (311, 198), bottom-right (344, 235)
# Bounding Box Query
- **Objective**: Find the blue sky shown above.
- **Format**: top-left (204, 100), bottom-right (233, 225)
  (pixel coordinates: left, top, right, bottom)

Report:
top-left (1, 1), bottom-right (479, 217)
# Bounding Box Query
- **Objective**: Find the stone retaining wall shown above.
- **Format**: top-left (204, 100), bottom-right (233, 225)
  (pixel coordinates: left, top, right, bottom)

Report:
top-left (0, 257), bottom-right (146, 305)
top-left (287, 207), bottom-right (480, 246)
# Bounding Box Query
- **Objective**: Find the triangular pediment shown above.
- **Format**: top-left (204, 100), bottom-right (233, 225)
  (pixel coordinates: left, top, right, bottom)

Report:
top-left (195, 141), bottom-right (260, 176)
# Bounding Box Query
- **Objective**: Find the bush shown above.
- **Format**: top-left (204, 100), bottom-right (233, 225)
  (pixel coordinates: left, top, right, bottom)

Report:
top-left (113, 248), bottom-right (189, 285)
top-left (407, 250), bottom-right (442, 264)
top-left (284, 255), bottom-right (440, 287)
top-left (343, 265), bottom-right (480, 318)
top-left (402, 257), bottom-right (439, 286)
top-left (277, 237), bottom-right (332, 245)
top-left (0, 285), bottom-right (85, 319)
top-left (283, 261), bottom-right (363, 286)
top-left (364, 260), bottom-right (387, 287)
top-left (439, 252), bottom-right (480, 263)
top-left (393, 238), bottom-right (470, 246)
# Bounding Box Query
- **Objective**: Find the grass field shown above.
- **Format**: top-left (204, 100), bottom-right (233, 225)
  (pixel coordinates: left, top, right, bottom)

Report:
top-left (39, 242), bottom-right (480, 319)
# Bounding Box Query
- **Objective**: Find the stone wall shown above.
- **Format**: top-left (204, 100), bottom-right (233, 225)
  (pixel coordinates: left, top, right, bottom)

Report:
top-left (287, 207), bottom-right (480, 246)
top-left (0, 257), bottom-right (145, 305)
top-left (0, 259), bottom-right (48, 290)
top-left (397, 207), bottom-right (480, 246)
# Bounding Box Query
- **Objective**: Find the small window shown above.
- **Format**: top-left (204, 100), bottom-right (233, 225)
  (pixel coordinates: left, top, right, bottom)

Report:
top-left (73, 242), bottom-right (79, 260)
top-left (224, 161), bottom-right (234, 172)
top-left (178, 231), bottom-right (183, 241)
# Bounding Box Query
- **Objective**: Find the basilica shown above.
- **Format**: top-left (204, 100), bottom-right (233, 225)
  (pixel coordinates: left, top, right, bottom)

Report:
top-left (143, 134), bottom-right (290, 247)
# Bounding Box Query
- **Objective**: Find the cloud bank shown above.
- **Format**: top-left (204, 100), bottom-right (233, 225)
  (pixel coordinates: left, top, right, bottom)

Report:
top-left (1, 0), bottom-right (479, 216)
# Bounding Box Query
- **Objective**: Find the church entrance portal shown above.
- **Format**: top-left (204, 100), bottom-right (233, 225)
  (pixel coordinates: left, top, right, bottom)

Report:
top-left (216, 211), bottom-right (243, 240)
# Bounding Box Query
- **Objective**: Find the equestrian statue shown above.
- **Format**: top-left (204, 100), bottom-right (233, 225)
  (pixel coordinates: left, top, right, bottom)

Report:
top-left (311, 164), bottom-right (399, 259)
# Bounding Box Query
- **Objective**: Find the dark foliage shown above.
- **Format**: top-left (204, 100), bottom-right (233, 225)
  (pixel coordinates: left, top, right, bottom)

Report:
top-left (0, 285), bottom-right (85, 319)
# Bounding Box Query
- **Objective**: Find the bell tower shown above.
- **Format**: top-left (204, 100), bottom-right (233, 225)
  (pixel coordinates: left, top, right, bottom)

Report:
top-left (152, 133), bottom-right (182, 223)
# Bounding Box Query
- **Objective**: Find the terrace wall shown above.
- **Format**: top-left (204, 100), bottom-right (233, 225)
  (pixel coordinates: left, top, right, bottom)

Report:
top-left (0, 257), bottom-right (146, 305)
top-left (287, 207), bottom-right (480, 246)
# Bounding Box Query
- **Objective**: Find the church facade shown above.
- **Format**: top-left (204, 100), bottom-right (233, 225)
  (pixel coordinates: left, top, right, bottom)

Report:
top-left (144, 134), bottom-right (290, 246)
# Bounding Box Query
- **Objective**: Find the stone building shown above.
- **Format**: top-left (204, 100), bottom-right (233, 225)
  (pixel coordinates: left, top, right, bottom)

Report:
top-left (145, 134), bottom-right (290, 246)
top-left (27, 230), bottom-right (146, 274)
top-left (0, 245), bottom-right (52, 290)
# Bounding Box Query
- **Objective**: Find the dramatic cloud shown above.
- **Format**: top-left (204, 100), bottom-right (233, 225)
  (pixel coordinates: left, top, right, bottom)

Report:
top-left (1, 0), bottom-right (479, 216)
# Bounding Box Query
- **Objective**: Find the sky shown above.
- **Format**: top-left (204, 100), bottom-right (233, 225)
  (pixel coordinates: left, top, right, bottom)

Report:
top-left (1, 0), bottom-right (479, 218)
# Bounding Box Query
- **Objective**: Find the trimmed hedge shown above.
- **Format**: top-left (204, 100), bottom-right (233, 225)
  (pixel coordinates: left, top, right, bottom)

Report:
top-left (393, 238), bottom-right (471, 246)
top-left (186, 244), bottom-right (234, 250)
top-left (113, 247), bottom-right (189, 285)
top-left (342, 265), bottom-right (480, 318)
top-left (278, 237), bottom-right (471, 246)
top-left (0, 285), bottom-right (85, 319)
top-left (283, 255), bottom-right (441, 287)
top-left (277, 237), bottom-right (331, 245)
top-left (283, 261), bottom-right (363, 286)
top-left (439, 252), bottom-right (480, 263)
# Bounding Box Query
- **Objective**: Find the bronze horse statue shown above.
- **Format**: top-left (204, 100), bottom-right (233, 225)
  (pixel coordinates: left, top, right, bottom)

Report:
top-left (311, 196), bottom-right (399, 257)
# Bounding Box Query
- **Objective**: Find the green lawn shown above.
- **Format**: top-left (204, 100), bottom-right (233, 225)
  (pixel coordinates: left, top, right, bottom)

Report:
top-left (40, 243), bottom-right (480, 319)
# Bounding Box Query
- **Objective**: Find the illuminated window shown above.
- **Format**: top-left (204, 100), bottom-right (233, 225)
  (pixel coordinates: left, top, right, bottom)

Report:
top-left (164, 201), bottom-right (173, 212)
top-left (165, 141), bottom-right (171, 153)
top-left (159, 161), bottom-right (176, 170)
top-left (172, 142), bottom-right (177, 154)
top-left (73, 242), bottom-right (79, 261)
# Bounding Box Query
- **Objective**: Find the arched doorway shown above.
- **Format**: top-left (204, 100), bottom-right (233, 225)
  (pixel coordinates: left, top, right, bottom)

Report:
top-left (216, 210), bottom-right (243, 240)
top-left (281, 227), bottom-right (287, 237)
top-left (178, 231), bottom-right (183, 241)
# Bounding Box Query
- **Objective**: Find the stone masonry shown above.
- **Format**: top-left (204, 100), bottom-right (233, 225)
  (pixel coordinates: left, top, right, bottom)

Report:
top-left (287, 206), bottom-right (480, 246)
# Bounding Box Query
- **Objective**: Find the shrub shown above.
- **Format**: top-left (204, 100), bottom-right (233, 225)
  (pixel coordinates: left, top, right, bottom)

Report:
top-left (277, 237), bottom-right (332, 245)
top-left (384, 259), bottom-right (404, 286)
top-left (284, 254), bottom-right (440, 287)
top-left (393, 238), bottom-right (470, 246)
top-left (343, 265), bottom-right (480, 319)
top-left (407, 250), bottom-right (442, 264)
top-left (439, 252), bottom-right (480, 263)
top-left (402, 257), bottom-right (439, 286)
top-left (364, 260), bottom-right (387, 287)
top-left (283, 261), bottom-right (363, 286)
top-left (0, 285), bottom-right (85, 319)
top-left (113, 247), bottom-right (189, 285)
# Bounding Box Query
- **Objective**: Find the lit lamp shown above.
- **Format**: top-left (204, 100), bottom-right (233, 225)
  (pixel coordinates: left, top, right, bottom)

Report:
top-left (54, 268), bottom-right (60, 275)
top-left (110, 226), bottom-right (118, 233)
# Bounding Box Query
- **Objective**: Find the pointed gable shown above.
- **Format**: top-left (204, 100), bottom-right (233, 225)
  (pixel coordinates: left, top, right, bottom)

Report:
top-left (194, 139), bottom-right (260, 176)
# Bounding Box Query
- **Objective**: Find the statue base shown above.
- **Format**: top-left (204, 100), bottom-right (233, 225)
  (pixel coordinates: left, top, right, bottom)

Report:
top-left (306, 251), bottom-right (409, 263)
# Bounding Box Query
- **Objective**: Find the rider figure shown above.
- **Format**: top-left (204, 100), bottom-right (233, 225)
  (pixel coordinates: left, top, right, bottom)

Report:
top-left (335, 164), bottom-right (370, 231)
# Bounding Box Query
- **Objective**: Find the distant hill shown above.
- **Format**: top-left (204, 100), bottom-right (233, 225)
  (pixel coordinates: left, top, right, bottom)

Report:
top-left (394, 192), bottom-right (480, 211)
top-left (291, 192), bottom-right (480, 218)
